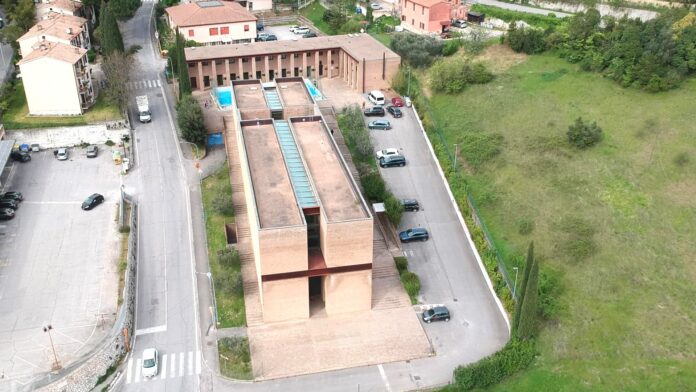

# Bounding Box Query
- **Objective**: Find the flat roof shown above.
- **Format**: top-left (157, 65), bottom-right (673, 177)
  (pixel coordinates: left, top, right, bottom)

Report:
top-left (292, 119), bottom-right (368, 222)
top-left (241, 123), bottom-right (303, 228)
top-left (277, 80), bottom-right (313, 107)
top-left (185, 33), bottom-right (400, 63)
top-left (0, 140), bottom-right (15, 170)
top-left (233, 82), bottom-right (267, 109)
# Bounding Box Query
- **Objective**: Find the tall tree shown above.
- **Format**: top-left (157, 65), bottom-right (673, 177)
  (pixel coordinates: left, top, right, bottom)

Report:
top-left (512, 242), bottom-right (534, 336)
top-left (177, 95), bottom-right (205, 144)
top-left (176, 33), bottom-right (191, 96)
top-left (517, 253), bottom-right (539, 340)
top-left (102, 51), bottom-right (133, 110)
top-left (12, 0), bottom-right (36, 31)
top-left (96, 1), bottom-right (124, 55)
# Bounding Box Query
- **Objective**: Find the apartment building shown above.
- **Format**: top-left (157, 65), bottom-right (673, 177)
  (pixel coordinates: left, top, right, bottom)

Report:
top-left (235, 0), bottom-right (272, 12)
top-left (400, 0), bottom-right (460, 33)
top-left (35, 0), bottom-right (84, 20)
top-left (17, 42), bottom-right (94, 115)
top-left (184, 33), bottom-right (400, 92)
top-left (165, 0), bottom-right (257, 45)
top-left (18, 13), bottom-right (90, 57)
top-left (230, 78), bottom-right (373, 322)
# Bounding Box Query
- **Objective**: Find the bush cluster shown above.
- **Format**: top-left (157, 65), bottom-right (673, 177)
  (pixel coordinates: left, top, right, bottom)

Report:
top-left (450, 339), bottom-right (536, 390)
top-left (177, 95), bottom-right (206, 144)
top-left (567, 117), bottom-right (602, 149)
top-left (441, 39), bottom-right (462, 57)
top-left (430, 58), bottom-right (494, 94)
top-left (471, 4), bottom-right (563, 30)
top-left (212, 185), bottom-right (234, 216)
top-left (109, 0), bottom-right (142, 19)
top-left (390, 33), bottom-right (443, 68)
top-left (393, 257), bottom-right (420, 304)
top-left (506, 25), bottom-right (546, 54)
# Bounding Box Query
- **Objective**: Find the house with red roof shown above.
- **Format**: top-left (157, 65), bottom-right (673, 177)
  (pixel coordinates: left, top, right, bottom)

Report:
top-left (400, 0), bottom-right (461, 33)
top-left (165, 0), bottom-right (257, 45)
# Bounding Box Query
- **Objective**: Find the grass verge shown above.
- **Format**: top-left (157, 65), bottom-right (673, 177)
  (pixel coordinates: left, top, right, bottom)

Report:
top-left (300, 1), bottom-right (333, 35)
top-left (202, 163), bottom-right (246, 327)
top-left (218, 337), bottom-right (252, 380)
top-left (395, 256), bottom-right (420, 304)
top-left (117, 204), bottom-right (131, 306)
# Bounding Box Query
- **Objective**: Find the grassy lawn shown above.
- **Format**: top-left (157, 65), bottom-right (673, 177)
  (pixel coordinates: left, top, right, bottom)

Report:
top-left (428, 53), bottom-right (696, 390)
top-left (218, 336), bottom-right (252, 380)
top-left (202, 163), bottom-right (246, 327)
top-left (2, 82), bottom-right (121, 129)
top-left (300, 1), bottom-right (333, 35)
top-left (369, 32), bottom-right (393, 48)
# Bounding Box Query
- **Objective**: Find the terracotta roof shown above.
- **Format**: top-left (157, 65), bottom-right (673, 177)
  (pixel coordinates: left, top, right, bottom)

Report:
top-left (165, 1), bottom-right (256, 28)
top-left (185, 33), bottom-right (400, 63)
top-left (407, 0), bottom-right (449, 8)
top-left (18, 41), bottom-right (86, 65)
top-left (36, 0), bottom-right (83, 14)
top-left (19, 13), bottom-right (87, 42)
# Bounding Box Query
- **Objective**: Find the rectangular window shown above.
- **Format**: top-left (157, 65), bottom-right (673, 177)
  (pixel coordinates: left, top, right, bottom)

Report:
top-left (217, 74), bottom-right (224, 86)
top-left (421, 6), bottom-right (424, 15)
top-left (255, 56), bottom-right (261, 62)
top-left (244, 24), bottom-right (249, 31)
top-left (256, 71), bottom-right (262, 79)
top-left (294, 53), bottom-right (299, 58)
top-left (215, 60), bottom-right (222, 65)
top-left (242, 58), bottom-right (248, 63)
top-left (188, 62), bottom-right (195, 68)
top-left (188, 29), bottom-right (194, 37)
top-left (209, 27), bottom-right (219, 36)
top-left (281, 54), bottom-right (287, 59)
top-left (243, 72), bottom-right (249, 80)
top-left (230, 59), bottom-right (236, 64)
top-left (203, 75), bottom-right (210, 87)
top-left (202, 61), bottom-right (209, 66)
top-left (269, 55), bottom-right (275, 60)
top-left (231, 73), bottom-right (236, 80)
top-left (319, 51), bottom-right (323, 56)
top-left (221, 26), bottom-right (229, 34)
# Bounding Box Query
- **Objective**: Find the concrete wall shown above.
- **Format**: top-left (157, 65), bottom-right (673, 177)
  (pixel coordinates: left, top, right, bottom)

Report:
top-left (283, 105), bottom-right (315, 119)
top-left (6, 124), bottom-right (128, 148)
top-left (20, 57), bottom-right (81, 115)
top-left (323, 270), bottom-right (371, 315)
top-left (173, 20), bottom-right (257, 45)
top-left (319, 215), bottom-right (372, 268)
top-left (258, 225), bottom-right (307, 275)
top-left (239, 107), bottom-right (271, 120)
top-left (261, 277), bottom-right (309, 322)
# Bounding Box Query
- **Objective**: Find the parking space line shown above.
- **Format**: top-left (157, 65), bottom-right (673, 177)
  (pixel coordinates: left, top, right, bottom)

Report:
top-left (195, 350), bottom-right (201, 374)
top-left (378, 364), bottom-right (392, 392)
top-left (126, 357), bottom-right (133, 383)
top-left (160, 354), bottom-right (167, 379)
top-left (134, 358), bottom-right (142, 383)
top-left (135, 324), bottom-right (167, 336)
top-left (179, 352), bottom-right (184, 377)
top-left (187, 351), bottom-right (193, 375)
top-left (170, 351), bottom-right (176, 377)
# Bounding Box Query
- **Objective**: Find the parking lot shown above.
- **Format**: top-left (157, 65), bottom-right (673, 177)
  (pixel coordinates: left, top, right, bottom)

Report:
top-left (0, 146), bottom-right (121, 386)
top-left (264, 25), bottom-right (318, 41)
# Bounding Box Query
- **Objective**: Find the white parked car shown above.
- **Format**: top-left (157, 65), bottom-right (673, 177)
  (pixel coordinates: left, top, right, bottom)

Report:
top-left (375, 148), bottom-right (400, 159)
top-left (142, 348), bottom-right (158, 378)
top-left (294, 26), bottom-right (310, 35)
top-left (56, 148), bottom-right (69, 161)
top-left (370, 3), bottom-right (382, 9)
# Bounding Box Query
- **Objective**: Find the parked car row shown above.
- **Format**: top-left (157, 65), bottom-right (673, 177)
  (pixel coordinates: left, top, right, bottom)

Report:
top-left (289, 25), bottom-right (317, 38)
top-left (0, 192), bottom-right (23, 220)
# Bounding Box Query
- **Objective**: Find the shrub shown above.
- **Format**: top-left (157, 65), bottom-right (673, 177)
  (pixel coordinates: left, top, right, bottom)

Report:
top-left (400, 271), bottom-right (421, 304)
top-left (673, 152), bottom-right (690, 167)
top-left (177, 95), bottom-right (206, 144)
top-left (567, 117), bottom-right (602, 149)
top-left (390, 33), bottom-right (443, 68)
top-left (360, 172), bottom-right (387, 201)
top-left (507, 25), bottom-right (547, 54)
top-left (340, 105), bottom-right (373, 160)
top-left (394, 256), bottom-right (408, 274)
top-left (212, 186), bottom-right (234, 216)
top-left (384, 194), bottom-right (404, 227)
top-left (215, 269), bottom-right (243, 297)
top-left (442, 39), bottom-right (462, 56)
top-left (430, 58), bottom-right (493, 94)
top-left (87, 49), bottom-right (96, 63)
top-left (538, 267), bottom-right (563, 320)
top-left (452, 339), bottom-right (536, 390)
top-left (217, 248), bottom-right (240, 268)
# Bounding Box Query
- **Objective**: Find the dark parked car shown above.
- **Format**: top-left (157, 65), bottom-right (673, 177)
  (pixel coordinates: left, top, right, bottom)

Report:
top-left (257, 34), bottom-right (277, 42)
top-left (387, 106), bottom-right (402, 118)
top-left (257, 23), bottom-right (264, 31)
top-left (0, 208), bottom-right (14, 220)
top-left (302, 31), bottom-right (317, 38)
top-left (364, 106), bottom-right (385, 117)
top-left (82, 193), bottom-right (105, 210)
top-left (379, 154), bottom-right (406, 168)
top-left (86, 145), bottom-right (98, 158)
top-left (10, 151), bottom-right (31, 162)
top-left (422, 306), bottom-right (450, 323)
top-left (368, 120), bottom-right (391, 130)
top-left (1, 192), bottom-right (23, 202)
top-left (399, 227), bottom-right (429, 243)
top-left (0, 199), bottom-right (19, 210)
top-left (401, 199), bottom-right (420, 212)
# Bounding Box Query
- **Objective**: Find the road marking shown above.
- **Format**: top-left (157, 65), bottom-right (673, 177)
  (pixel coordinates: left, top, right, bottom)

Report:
top-left (187, 351), bottom-right (193, 375)
top-left (160, 353), bottom-right (167, 379)
top-left (126, 357), bottom-right (133, 384)
top-left (170, 351), bottom-right (176, 378)
top-left (179, 352), bottom-right (184, 377)
top-left (134, 324), bottom-right (167, 336)
top-left (378, 364), bottom-right (392, 392)
top-left (134, 358), bottom-right (142, 383)
top-left (195, 350), bottom-right (201, 375)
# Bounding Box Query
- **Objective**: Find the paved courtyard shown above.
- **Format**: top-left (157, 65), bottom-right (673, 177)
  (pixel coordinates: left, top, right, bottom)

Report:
top-left (0, 147), bottom-right (121, 388)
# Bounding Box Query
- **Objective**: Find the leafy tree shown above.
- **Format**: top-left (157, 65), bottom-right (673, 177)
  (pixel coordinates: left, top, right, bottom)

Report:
top-left (366, 6), bottom-right (373, 24)
top-left (109, 0), bottom-right (142, 19)
top-left (177, 95), bottom-right (206, 144)
top-left (567, 117), bottom-right (602, 149)
top-left (517, 253), bottom-right (539, 340)
top-left (384, 194), bottom-right (404, 226)
top-left (11, 0), bottom-right (36, 31)
top-left (390, 33), bottom-right (443, 68)
top-left (512, 242), bottom-right (534, 336)
top-left (507, 24), bottom-right (546, 54)
top-left (176, 33), bottom-right (191, 96)
top-left (430, 57), bottom-right (493, 94)
top-left (101, 51), bottom-right (133, 110)
top-left (96, 1), bottom-right (124, 55)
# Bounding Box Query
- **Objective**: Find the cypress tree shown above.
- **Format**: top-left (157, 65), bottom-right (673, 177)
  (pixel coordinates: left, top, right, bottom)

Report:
top-left (176, 33), bottom-right (191, 96)
top-left (512, 242), bottom-right (534, 336)
top-left (517, 255), bottom-right (539, 340)
top-left (98, 2), bottom-right (124, 55)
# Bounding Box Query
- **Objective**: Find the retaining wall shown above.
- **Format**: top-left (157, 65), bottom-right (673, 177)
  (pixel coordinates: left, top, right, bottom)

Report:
top-left (6, 124), bottom-right (129, 149)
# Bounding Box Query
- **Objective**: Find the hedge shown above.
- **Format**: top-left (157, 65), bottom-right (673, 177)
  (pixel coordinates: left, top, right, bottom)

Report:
top-left (450, 339), bottom-right (536, 390)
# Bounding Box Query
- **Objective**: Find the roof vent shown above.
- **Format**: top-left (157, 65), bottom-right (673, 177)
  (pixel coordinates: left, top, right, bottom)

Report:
top-left (42, 35), bottom-right (46, 40)
top-left (66, 27), bottom-right (72, 34)
top-left (37, 24), bottom-right (43, 30)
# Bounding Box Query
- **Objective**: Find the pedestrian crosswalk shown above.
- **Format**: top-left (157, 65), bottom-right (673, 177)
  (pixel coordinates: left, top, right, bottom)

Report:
top-left (126, 350), bottom-right (201, 384)
top-left (127, 79), bottom-right (162, 90)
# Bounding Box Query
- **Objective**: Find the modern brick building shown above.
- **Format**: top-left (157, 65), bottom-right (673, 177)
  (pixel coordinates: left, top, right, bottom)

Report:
top-left (230, 78), bottom-right (373, 322)
top-left (184, 33), bottom-right (400, 93)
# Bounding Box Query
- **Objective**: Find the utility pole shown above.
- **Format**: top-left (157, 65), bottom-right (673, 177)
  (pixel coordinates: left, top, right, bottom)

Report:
top-left (43, 325), bottom-right (61, 371)
top-left (513, 266), bottom-right (519, 299)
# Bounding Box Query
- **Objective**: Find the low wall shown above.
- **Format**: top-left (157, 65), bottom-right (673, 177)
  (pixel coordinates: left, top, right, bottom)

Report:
top-left (6, 124), bottom-right (129, 149)
top-left (33, 200), bottom-right (139, 392)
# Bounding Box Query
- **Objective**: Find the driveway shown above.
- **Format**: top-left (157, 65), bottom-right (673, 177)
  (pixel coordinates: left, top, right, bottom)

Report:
top-left (263, 25), bottom-right (306, 41)
top-left (0, 148), bottom-right (121, 388)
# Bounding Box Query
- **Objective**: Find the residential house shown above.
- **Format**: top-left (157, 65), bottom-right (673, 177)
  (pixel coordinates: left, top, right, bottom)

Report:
top-left (18, 13), bottom-right (90, 57)
top-left (165, 0), bottom-right (257, 45)
top-left (35, 0), bottom-right (84, 20)
top-left (17, 42), bottom-right (94, 116)
top-left (400, 0), bottom-right (460, 33)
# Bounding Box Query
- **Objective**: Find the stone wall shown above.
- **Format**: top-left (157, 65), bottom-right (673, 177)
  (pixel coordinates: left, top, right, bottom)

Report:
top-left (33, 200), bottom-right (139, 392)
top-left (6, 124), bottom-right (129, 149)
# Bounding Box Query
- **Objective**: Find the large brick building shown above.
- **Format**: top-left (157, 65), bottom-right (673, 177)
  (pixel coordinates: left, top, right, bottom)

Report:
top-left (184, 33), bottom-right (400, 93)
top-left (230, 78), bottom-right (373, 322)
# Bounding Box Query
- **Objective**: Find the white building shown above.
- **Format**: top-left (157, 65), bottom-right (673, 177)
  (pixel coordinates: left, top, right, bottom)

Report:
top-left (35, 0), bottom-right (83, 19)
top-left (18, 13), bottom-right (90, 57)
top-left (17, 42), bottom-right (94, 116)
top-left (165, 0), bottom-right (257, 45)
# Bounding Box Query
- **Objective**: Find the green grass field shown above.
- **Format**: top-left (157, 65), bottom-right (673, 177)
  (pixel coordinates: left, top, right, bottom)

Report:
top-left (300, 2), bottom-right (333, 34)
top-left (202, 163), bottom-right (246, 327)
top-left (429, 53), bottom-right (696, 390)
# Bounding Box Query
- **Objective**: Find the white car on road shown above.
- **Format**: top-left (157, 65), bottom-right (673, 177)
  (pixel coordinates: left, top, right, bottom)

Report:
top-left (375, 148), bottom-right (400, 159)
top-left (142, 348), bottom-right (159, 378)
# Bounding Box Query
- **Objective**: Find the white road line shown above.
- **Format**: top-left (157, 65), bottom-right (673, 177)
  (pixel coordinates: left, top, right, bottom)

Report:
top-left (195, 350), bottom-right (201, 374)
top-left (156, 79), bottom-right (162, 87)
top-left (378, 364), bottom-right (392, 392)
top-left (170, 351), bottom-right (176, 378)
top-left (126, 357), bottom-right (133, 384)
top-left (147, 80), bottom-right (153, 88)
top-left (179, 352), bottom-right (184, 377)
top-left (187, 351), bottom-right (193, 375)
top-left (134, 324), bottom-right (167, 336)
top-left (160, 354), bottom-right (167, 379)
top-left (134, 358), bottom-right (142, 383)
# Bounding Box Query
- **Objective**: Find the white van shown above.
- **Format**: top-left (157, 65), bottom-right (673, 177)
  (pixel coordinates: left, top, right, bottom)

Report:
top-left (367, 90), bottom-right (385, 105)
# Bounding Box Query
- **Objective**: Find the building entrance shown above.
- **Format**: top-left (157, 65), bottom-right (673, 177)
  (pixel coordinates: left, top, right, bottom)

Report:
top-left (309, 276), bottom-right (324, 316)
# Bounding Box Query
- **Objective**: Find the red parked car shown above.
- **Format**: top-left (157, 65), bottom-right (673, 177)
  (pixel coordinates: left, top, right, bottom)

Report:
top-left (391, 97), bottom-right (404, 107)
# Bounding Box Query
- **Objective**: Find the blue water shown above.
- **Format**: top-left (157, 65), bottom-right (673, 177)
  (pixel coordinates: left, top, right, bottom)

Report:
top-left (304, 80), bottom-right (325, 101)
top-left (215, 86), bottom-right (233, 108)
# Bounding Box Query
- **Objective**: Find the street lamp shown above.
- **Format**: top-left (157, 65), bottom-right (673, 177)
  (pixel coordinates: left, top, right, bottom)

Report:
top-left (43, 325), bottom-right (61, 371)
top-left (513, 267), bottom-right (519, 300)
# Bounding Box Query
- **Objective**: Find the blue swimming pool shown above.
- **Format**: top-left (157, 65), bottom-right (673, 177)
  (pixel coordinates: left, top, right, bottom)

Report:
top-left (304, 79), bottom-right (325, 101)
top-left (215, 86), bottom-right (233, 108)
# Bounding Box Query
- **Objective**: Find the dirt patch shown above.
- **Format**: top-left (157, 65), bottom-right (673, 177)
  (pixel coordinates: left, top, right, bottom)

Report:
top-left (665, 181), bottom-right (696, 207)
top-left (476, 45), bottom-right (528, 74)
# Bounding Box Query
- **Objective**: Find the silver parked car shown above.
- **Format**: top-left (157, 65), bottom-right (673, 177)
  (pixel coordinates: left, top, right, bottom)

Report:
top-left (86, 145), bottom-right (98, 158)
top-left (56, 148), bottom-right (69, 161)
